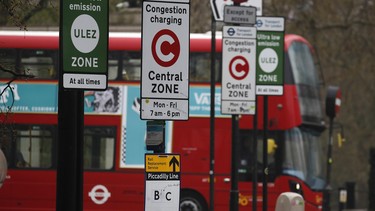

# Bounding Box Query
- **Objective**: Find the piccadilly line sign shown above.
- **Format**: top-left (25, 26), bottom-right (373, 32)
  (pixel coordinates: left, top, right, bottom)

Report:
top-left (62, 0), bottom-right (109, 90)
top-left (144, 154), bottom-right (181, 211)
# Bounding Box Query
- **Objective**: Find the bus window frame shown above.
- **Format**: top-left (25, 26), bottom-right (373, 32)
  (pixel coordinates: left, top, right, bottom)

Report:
top-left (83, 126), bottom-right (117, 171)
top-left (3, 124), bottom-right (117, 171)
top-left (11, 124), bottom-right (56, 170)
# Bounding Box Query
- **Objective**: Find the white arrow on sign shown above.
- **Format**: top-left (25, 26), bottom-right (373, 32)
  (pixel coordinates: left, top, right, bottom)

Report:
top-left (210, 0), bottom-right (263, 21)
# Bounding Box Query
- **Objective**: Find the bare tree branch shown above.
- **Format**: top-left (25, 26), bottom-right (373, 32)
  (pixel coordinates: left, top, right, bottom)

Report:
top-left (20, 0), bottom-right (48, 26)
top-left (0, 64), bottom-right (35, 81)
top-left (0, 0), bottom-right (50, 29)
top-left (0, 64), bottom-right (34, 115)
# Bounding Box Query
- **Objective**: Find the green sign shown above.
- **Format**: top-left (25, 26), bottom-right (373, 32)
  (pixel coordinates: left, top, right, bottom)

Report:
top-left (256, 17), bottom-right (285, 96)
top-left (62, 0), bottom-right (108, 90)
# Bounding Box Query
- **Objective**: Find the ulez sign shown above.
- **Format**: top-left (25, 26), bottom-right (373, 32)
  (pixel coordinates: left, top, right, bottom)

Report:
top-left (256, 17), bottom-right (285, 96)
top-left (62, 0), bottom-right (108, 90)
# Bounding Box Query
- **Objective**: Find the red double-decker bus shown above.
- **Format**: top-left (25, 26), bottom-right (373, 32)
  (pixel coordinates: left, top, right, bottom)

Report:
top-left (0, 30), bottom-right (327, 210)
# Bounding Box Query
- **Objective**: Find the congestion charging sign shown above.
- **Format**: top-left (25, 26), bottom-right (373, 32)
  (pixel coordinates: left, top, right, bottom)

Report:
top-left (221, 26), bottom-right (257, 115)
top-left (141, 0), bottom-right (190, 120)
top-left (255, 17), bottom-right (285, 95)
top-left (62, 0), bottom-right (108, 90)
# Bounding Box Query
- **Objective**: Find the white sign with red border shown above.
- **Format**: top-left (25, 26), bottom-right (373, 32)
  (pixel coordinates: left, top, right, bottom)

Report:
top-left (141, 0), bottom-right (190, 120)
top-left (221, 26), bottom-right (257, 115)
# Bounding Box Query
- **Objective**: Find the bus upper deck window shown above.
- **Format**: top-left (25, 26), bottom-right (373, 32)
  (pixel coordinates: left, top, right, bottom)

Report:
top-left (0, 49), bottom-right (17, 78)
top-left (122, 52), bottom-right (141, 81)
top-left (108, 60), bottom-right (119, 80)
top-left (20, 50), bottom-right (57, 79)
top-left (108, 51), bottom-right (119, 80)
top-left (190, 53), bottom-right (221, 82)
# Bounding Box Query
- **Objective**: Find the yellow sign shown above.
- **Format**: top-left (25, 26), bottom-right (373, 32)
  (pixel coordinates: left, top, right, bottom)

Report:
top-left (145, 154), bottom-right (180, 173)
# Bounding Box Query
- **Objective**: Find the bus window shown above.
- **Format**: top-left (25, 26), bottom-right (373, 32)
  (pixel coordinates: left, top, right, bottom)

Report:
top-left (288, 42), bottom-right (323, 123)
top-left (83, 127), bottom-right (115, 170)
top-left (239, 130), bottom-right (253, 181)
top-left (15, 125), bottom-right (54, 168)
top-left (283, 128), bottom-right (308, 180)
top-left (190, 52), bottom-right (221, 82)
top-left (108, 51), bottom-right (120, 80)
top-left (302, 128), bottom-right (326, 189)
top-left (288, 43), bottom-right (318, 86)
top-left (122, 51), bottom-right (141, 81)
top-left (20, 50), bottom-right (57, 79)
top-left (239, 130), bottom-right (280, 182)
top-left (0, 49), bottom-right (17, 78)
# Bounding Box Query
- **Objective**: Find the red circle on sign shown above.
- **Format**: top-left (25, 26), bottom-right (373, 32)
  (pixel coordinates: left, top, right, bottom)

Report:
top-left (229, 56), bottom-right (249, 80)
top-left (151, 29), bottom-right (180, 67)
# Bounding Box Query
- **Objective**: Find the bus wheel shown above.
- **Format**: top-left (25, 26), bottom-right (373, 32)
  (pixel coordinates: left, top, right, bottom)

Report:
top-left (180, 190), bottom-right (208, 211)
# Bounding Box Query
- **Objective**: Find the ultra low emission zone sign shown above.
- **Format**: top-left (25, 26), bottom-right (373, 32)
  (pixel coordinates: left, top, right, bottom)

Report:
top-left (145, 154), bottom-right (180, 211)
top-left (62, 0), bottom-right (108, 90)
top-left (221, 26), bottom-right (256, 115)
top-left (256, 17), bottom-right (285, 96)
top-left (141, 0), bottom-right (190, 120)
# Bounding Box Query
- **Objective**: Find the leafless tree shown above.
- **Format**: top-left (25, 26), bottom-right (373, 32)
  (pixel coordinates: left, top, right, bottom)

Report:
top-left (0, 0), bottom-right (54, 29)
top-left (0, 0), bottom-right (39, 169)
top-left (0, 64), bottom-right (34, 151)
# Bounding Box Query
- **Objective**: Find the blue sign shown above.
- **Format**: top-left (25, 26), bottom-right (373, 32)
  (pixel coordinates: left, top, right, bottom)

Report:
top-left (0, 83), bottom-right (57, 113)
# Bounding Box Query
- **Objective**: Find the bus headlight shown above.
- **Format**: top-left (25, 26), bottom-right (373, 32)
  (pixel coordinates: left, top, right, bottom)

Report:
top-left (289, 180), bottom-right (304, 196)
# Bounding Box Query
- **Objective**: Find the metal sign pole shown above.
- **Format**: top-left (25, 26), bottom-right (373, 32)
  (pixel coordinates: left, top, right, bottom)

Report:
top-left (230, 114), bottom-right (240, 211)
top-left (209, 14), bottom-right (216, 211)
top-left (262, 95), bottom-right (269, 211)
top-left (229, 3), bottom-right (241, 211)
top-left (252, 96), bottom-right (258, 211)
top-left (57, 89), bottom-right (84, 211)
